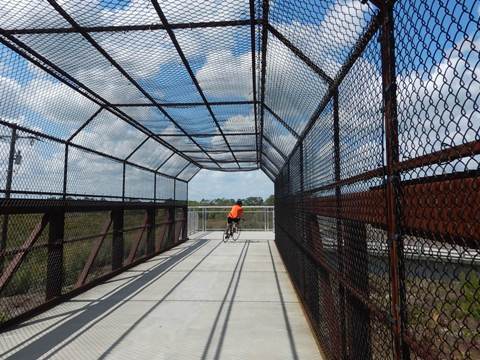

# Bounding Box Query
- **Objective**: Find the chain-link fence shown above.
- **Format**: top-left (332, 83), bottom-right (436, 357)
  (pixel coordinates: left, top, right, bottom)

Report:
top-left (274, 1), bottom-right (479, 359)
top-left (0, 202), bottom-right (187, 329)
top-left (188, 206), bottom-right (274, 233)
top-left (1, 0), bottom-right (479, 358)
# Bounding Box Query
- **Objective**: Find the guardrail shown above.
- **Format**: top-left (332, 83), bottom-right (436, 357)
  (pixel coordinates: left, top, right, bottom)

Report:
top-left (188, 206), bottom-right (274, 234)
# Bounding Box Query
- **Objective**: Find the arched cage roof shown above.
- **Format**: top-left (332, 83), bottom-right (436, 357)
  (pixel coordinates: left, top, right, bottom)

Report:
top-left (0, 0), bottom-right (379, 190)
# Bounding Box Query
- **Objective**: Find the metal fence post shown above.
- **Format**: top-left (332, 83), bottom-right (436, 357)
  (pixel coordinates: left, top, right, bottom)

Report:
top-left (0, 126), bottom-right (17, 271)
top-left (168, 207), bottom-right (176, 245)
top-left (333, 90), bottom-right (348, 359)
top-left (122, 162), bottom-right (126, 202)
top-left (63, 144), bottom-right (68, 200)
top-left (112, 209), bottom-right (124, 270)
top-left (379, 3), bottom-right (409, 359)
top-left (46, 209), bottom-right (65, 300)
top-left (264, 207), bottom-right (267, 231)
top-left (146, 207), bottom-right (155, 255)
top-left (182, 206), bottom-right (188, 240)
top-left (344, 219), bottom-right (370, 359)
top-left (203, 207), bottom-right (206, 232)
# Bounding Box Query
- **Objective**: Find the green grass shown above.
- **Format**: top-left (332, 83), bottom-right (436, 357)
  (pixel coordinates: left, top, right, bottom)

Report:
top-left (0, 210), bottom-right (154, 323)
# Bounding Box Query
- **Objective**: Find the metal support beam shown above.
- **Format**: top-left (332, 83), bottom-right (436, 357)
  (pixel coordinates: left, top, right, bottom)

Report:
top-left (75, 215), bottom-right (113, 288)
top-left (46, 209), bottom-right (64, 300)
top-left (125, 136), bottom-right (150, 161)
top-left (67, 107), bottom-right (104, 142)
top-left (111, 209), bottom-right (124, 270)
top-left (263, 104), bottom-right (300, 139)
top-left (4, 19), bottom-right (261, 35)
top-left (267, 24), bottom-right (333, 84)
top-left (146, 208), bottom-right (156, 255)
top-left (259, 0), bottom-right (270, 163)
top-left (0, 32), bottom-right (201, 168)
top-left (276, 12), bottom-right (382, 176)
top-left (175, 162), bottom-right (192, 178)
top-left (263, 135), bottom-right (288, 160)
top-left (19, 2), bottom-right (220, 169)
top-left (0, 214), bottom-right (49, 294)
top-left (249, 0), bottom-right (260, 164)
top-left (379, 3), bottom-right (408, 359)
top-left (157, 132), bottom-right (258, 137)
top-left (112, 100), bottom-right (257, 107)
top-left (150, 0), bottom-right (241, 169)
top-left (333, 90), bottom-right (347, 359)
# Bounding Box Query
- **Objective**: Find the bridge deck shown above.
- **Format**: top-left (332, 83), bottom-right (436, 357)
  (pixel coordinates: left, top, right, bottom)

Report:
top-left (0, 232), bottom-right (322, 360)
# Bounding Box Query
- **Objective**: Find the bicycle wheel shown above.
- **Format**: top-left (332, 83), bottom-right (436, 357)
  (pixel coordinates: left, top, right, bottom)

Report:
top-left (232, 224), bottom-right (241, 241)
top-left (223, 226), bottom-right (230, 242)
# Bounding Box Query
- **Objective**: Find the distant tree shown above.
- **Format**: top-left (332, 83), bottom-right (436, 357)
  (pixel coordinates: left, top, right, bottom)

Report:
top-left (243, 196), bottom-right (264, 206)
top-left (264, 195), bottom-right (274, 205)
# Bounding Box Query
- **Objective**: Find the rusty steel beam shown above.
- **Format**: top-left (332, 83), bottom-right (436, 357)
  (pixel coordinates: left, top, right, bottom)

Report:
top-left (0, 214), bottom-right (49, 294)
top-left (267, 24), bottom-right (333, 85)
top-left (379, 3), bottom-right (407, 359)
top-left (150, 0), bottom-right (240, 169)
top-left (396, 139), bottom-right (480, 172)
top-left (126, 212), bottom-right (149, 264)
top-left (276, 12), bottom-right (382, 176)
top-left (4, 19), bottom-right (261, 35)
top-left (258, 0), bottom-right (270, 164)
top-left (74, 215), bottom-right (113, 288)
top-left (303, 174), bottom-right (480, 249)
top-left (249, 0), bottom-right (260, 164)
top-left (113, 100), bottom-right (257, 107)
top-left (158, 132), bottom-right (258, 137)
top-left (155, 222), bottom-right (171, 253)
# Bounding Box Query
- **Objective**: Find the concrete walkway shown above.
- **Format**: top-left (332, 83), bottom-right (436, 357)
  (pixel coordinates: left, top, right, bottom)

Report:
top-left (0, 232), bottom-right (322, 360)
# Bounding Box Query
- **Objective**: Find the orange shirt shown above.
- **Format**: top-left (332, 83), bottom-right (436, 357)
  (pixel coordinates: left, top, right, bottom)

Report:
top-left (228, 204), bottom-right (244, 219)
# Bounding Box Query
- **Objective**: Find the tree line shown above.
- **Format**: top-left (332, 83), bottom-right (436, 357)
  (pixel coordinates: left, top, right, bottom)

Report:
top-left (189, 195), bottom-right (274, 206)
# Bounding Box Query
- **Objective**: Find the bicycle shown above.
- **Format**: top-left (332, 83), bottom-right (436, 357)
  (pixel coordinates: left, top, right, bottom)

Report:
top-left (223, 219), bottom-right (242, 242)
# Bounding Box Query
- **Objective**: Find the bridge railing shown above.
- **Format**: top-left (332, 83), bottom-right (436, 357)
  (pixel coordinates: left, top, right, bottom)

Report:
top-left (187, 206), bottom-right (274, 235)
top-left (0, 199), bottom-right (187, 329)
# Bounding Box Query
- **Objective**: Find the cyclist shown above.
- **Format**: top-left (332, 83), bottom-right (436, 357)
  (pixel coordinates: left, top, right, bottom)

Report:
top-left (225, 200), bottom-right (244, 239)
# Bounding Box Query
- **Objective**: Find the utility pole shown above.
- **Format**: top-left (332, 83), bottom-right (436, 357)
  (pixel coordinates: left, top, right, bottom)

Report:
top-left (1, 126), bottom-right (40, 270)
top-left (1, 126), bottom-right (18, 270)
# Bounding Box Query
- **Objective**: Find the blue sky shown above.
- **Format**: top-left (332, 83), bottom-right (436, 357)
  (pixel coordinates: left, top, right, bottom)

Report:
top-left (188, 169), bottom-right (273, 200)
top-left (1, 0), bottom-right (478, 199)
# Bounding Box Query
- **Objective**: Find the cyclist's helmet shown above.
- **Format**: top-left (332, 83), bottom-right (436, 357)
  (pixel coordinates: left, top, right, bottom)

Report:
top-left (236, 200), bottom-right (243, 206)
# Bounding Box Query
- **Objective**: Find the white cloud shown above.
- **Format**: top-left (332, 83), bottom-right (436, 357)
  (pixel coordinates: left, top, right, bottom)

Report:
top-left (397, 39), bottom-right (480, 159)
top-left (196, 51), bottom-right (252, 99)
top-left (189, 169), bottom-right (273, 200)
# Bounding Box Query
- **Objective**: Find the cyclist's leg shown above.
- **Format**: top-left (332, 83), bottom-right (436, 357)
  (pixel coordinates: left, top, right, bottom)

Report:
top-left (225, 217), bottom-right (233, 238)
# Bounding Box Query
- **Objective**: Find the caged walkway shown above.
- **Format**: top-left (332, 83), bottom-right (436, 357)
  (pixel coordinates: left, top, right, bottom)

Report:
top-left (1, 0), bottom-right (479, 358)
top-left (0, 232), bottom-right (322, 360)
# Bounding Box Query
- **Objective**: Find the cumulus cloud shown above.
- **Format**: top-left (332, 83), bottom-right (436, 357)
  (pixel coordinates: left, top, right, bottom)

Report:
top-left (397, 39), bottom-right (480, 159)
top-left (1, 0), bottom-right (478, 198)
top-left (196, 51), bottom-right (252, 100)
top-left (189, 169), bottom-right (273, 200)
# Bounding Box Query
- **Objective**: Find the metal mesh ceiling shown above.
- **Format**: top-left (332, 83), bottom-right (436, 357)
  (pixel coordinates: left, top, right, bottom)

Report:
top-left (0, 0), bottom-right (379, 183)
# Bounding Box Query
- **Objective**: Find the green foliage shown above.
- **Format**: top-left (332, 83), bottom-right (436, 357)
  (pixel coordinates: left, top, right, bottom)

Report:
top-left (264, 195), bottom-right (275, 205)
top-left (0, 311), bottom-right (8, 323)
top-left (189, 195), bottom-right (274, 206)
top-left (458, 271), bottom-right (480, 321)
